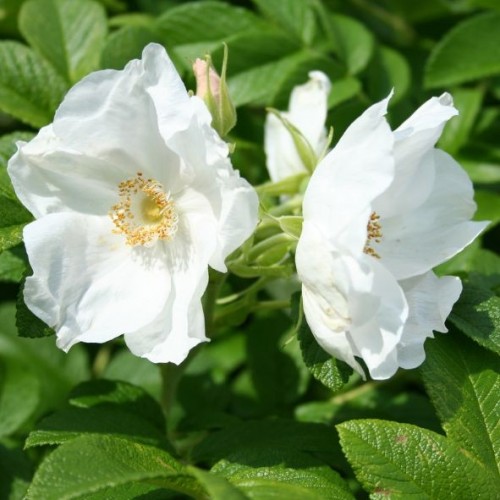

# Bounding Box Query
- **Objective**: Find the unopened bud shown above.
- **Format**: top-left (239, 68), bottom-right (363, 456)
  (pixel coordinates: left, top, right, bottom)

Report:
top-left (192, 45), bottom-right (237, 138)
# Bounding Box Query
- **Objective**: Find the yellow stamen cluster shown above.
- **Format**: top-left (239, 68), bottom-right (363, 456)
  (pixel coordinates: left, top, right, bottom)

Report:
top-left (109, 172), bottom-right (178, 247)
top-left (364, 212), bottom-right (382, 258)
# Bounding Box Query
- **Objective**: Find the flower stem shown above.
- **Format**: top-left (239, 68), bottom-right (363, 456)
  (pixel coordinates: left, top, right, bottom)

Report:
top-left (203, 270), bottom-right (226, 338)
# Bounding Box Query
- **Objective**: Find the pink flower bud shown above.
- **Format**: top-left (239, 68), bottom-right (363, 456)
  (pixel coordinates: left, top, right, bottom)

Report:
top-left (193, 58), bottom-right (221, 101)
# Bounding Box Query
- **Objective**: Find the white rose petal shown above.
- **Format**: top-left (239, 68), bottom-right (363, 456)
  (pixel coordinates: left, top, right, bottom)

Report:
top-left (296, 92), bottom-right (487, 379)
top-left (264, 71), bottom-right (331, 181)
top-left (8, 43), bottom-right (258, 364)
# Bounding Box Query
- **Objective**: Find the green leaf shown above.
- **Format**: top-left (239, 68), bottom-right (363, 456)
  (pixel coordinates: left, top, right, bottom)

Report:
top-left (0, 356), bottom-right (40, 437)
top-left (367, 46), bottom-right (411, 103)
top-left (155, 1), bottom-right (260, 69)
top-left (422, 331), bottom-right (500, 474)
top-left (25, 406), bottom-right (169, 449)
top-left (474, 189), bottom-right (500, 228)
top-left (425, 12), bottom-right (500, 88)
top-left (338, 419), bottom-right (500, 498)
top-left (101, 25), bottom-right (159, 70)
top-left (229, 51), bottom-right (336, 107)
top-left (251, 0), bottom-right (317, 45)
top-left (246, 313), bottom-right (309, 413)
top-left (0, 247), bottom-right (27, 283)
top-left (188, 467), bottom-right (248, 500)
top-left (192, 418), bottom-right (347, 470)
top-left (327, 76), bottom-right (361, 109)
top-left (212, 447), bottom-right (354, 500)
top-left (68, 379), bottom-right (165, 431)
top-left (0, 41), bottom-right (68, 127)
top-left (0, 303), bottom-right (89, 412)
top-left (0, 445), bottom-right (33, 500)
top-left (27, 435), bottom-right (204, 500)
top-left (103, 349), bottom-right (162, 401)
top-left (294, 294), bottom-right (353, 392)
top-left (0, 225), bottom-right (28, 253)
top-left (19, 0), bottom-right (107, 83)
top-left (438, 88), bottom-right (483, 155)
top-left (449, 284), bottom-right (500, 354)
top-left (330, 14), bottom-right (374, 75)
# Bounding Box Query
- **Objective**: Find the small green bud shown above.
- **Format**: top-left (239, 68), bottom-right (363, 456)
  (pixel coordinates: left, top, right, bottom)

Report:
top-left (192, 45), bottom-right (237, 138)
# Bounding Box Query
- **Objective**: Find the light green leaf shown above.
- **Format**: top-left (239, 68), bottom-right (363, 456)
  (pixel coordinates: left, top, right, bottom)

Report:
top-left (0, 248), bottom-right (27, 283)
top-left (19, 0), bottom-right (107, 83)
top-left (212, 447), bottom-right (354, 500)
top-left (425, 12), bottom-right (500, 88)
top-left (422, 332), bottom-right (499, 475)
top-left (0, 357), bottom-right (40, 437)
top-left (251, 0), bottom-right (317, 45)
top-left (155, 1), bottom-right (260, 69)
top-left (0, 225), bottom-right (28, 253)
top-left (294, 294), bottom-right (353, 392)
top-left (449, 283), bottom-right (500, 354)
top-left (330, 14), bottom-right (374, 75)
top-left (27, 435), bottom-right (204, 500)
top-left (338, 419), bottom-right (500, 498)
top-left (101, 25), bottom-right (159, 70)
top-left (188, 467), bottom-right (248, 500)
top-left (438, 88), bottom-right (483, 154)
top-left (0, 42), bottom-right (67, 127)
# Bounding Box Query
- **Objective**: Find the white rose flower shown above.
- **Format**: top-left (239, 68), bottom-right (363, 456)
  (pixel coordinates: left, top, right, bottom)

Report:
top-left (8, 43), bottom-right (258, 364)
top-left (295, 93), bottom-right (488, 379)
top-left (264, 71), bottom-right (331, 181)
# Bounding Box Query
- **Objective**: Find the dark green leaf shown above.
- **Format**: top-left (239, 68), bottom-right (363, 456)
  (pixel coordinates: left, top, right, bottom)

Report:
top-left (338, 419), bottom-right (499, 498)
top-left (17, 279), bottom-right (55, 338)
top-left (68, 379), bottom-right (165, 431)
top-left (294, 294), bottom-right (353, 393)
top-left (0, 444), bottom-right (33, 500)
top-left (422, 331), bottom-right (499, 474)
top-left (25, 406), bottom-right (169, 449)
top-left (0, 41), bottom-right (68, 127)
top-left (0, 248), bottom-right (27, 283)
top-left (19, 0), bottom-right (107, 83)
top-left (449, 283), bottom-right (500, 354)
top-left (192, 418), bottom-right (347, 470)
top-left (425, 12), bottom-right (500, 87)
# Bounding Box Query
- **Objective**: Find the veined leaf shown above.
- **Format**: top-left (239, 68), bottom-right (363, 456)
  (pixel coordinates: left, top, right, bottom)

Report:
top-left (0, 42), bottom-right (67, 127)
top-left (338, 419), bottom-right (499, 498)
top-left (422, 331), bottom-right (500, 475)
top-left (19, 0), bottom-right (107, 83)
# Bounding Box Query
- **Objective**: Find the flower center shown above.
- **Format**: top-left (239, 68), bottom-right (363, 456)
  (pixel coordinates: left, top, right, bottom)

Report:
top-left (364, 212), bottom-right (382, 258)
top-left (109, 172), bottom-right (178, 247)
